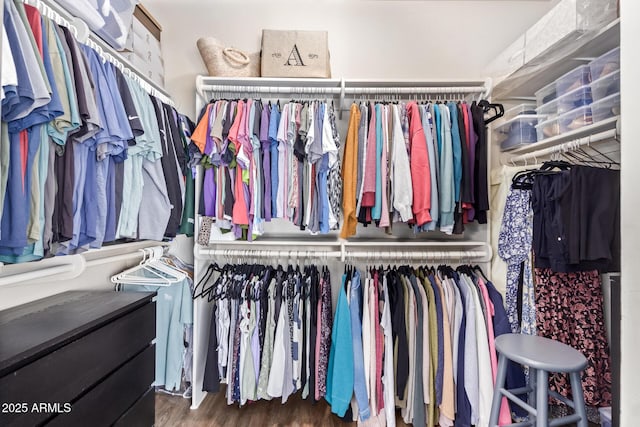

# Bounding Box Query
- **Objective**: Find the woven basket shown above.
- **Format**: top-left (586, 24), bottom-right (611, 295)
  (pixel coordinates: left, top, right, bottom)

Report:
top-left (196, 37), bottom-right (261, 77)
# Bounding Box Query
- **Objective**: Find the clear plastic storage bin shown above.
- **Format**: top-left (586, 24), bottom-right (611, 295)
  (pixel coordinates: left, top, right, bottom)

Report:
top-left (590, 47), bottom-right (620, 81)
top-left (494, 104), bottom-right (538, 128)
top-left (536, 98), bottom-right (558, 117)
top-left (591, 70), bottom-right (620, 103)
top-left (503, 104), bottom-right (537, 121)
top-left (599, 407), bottom-right (611, 427)
top-left (558, 105), bottom-right (593, 133)
top-left (535, 80), bottom-right (557, 106)
top-left (535, 116), bottom-right (560, 141)
top-left (591, 92), bottom-right (620, 123)
top-left (556, 64), bottom-right (591, 97)
top-left (557, 85), bottom-right (593, 114)
top-left (495, 115), bottom-right (541, 151)
top-left (537, 85), bottom-right (593, 117)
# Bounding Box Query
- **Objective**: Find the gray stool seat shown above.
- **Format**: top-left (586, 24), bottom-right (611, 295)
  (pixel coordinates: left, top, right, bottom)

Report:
top-left (495, 334), bottom-right (588, 373)
top-left (489, 333), bottom-right (588, 427)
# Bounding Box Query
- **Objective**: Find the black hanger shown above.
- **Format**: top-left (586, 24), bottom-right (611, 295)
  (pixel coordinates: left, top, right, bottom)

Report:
top-left (511, 167), bottom-right (558, 190)
top-left (473, 265), bottom-right (490, 282)
top-left (540, 160), bottom-right (572, 171)
top-left (478, 99), bottom-right (504, 125)
top-left (192, 262), bottom-right (221, 299)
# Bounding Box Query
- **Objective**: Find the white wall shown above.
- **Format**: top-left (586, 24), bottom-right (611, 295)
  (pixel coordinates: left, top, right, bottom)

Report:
top-left (143, 0), bottom-right (556, 118)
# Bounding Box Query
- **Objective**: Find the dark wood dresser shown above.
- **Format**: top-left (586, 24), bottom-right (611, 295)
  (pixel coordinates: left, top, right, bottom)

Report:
top-left (0, 291), bottom-right (156, 426)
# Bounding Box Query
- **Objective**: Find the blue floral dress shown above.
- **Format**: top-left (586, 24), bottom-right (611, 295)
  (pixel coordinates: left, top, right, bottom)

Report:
top-left (498, 188), bottom-right (536, 336)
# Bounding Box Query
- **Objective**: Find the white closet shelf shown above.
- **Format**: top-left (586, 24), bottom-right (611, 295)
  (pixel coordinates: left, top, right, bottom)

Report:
top-left (196, 240), bottom-right (493, 263)
top-left (493, 18), bottom-right (620, 100)
top-left (196, 76), bottom-right (491, 114)
top-left (196, 76), bottom-right (489, 90)
top-left (501, 116), bottom-right (620, 164)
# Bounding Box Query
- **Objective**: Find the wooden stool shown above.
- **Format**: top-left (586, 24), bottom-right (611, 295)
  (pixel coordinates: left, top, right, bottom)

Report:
top-left (488, 333), bottom-right (588, 427)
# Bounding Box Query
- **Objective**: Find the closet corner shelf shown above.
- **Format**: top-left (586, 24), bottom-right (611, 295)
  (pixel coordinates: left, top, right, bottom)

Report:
top-left (501, 116), bottom-right (620, 163)
top-left (493, 18), bottom-right (620, 100)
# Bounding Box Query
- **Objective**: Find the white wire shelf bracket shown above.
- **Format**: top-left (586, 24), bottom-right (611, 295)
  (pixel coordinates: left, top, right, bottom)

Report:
top-left (25, 0), bottom-right (173, 106)
top-left (501, 116), bottom-right (620, 165)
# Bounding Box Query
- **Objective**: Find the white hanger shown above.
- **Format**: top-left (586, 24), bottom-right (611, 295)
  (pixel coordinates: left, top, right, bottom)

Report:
top-left (111, 246), bottom-right (186, 287)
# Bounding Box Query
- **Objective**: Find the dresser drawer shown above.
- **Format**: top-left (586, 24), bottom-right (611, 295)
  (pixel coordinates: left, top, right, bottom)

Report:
top-left (46, 344), bottom-right (155, 427)
top-left (113, 387), bottom-right (155, 427)
top-left (0, 302), bottom-right (155, 426)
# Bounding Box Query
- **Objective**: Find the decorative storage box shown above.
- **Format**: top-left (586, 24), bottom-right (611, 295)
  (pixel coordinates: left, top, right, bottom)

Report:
top-left (523, 0), bottom-right (617, 63)
top-left (261, 30), bottom-right (331, 78)
top-left (56, 0), bottom-right (137, 50)
top-left (122, 4), bottom-right (165, 87)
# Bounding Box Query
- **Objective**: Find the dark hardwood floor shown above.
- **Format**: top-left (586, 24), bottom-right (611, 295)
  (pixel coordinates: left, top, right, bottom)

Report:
top-left (155, 387), bottom-right (410, 427)
top-left (155, 389), bottom-right (599, 426)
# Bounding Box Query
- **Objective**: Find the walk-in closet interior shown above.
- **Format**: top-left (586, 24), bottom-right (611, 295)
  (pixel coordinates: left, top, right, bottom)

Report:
top-left (0, 0), bottom-right (635, 426)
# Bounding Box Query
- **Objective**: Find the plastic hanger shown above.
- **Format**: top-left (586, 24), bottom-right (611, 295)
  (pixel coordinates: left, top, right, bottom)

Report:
top-left (539, 160), bottom-right (572, 171)
top-left (478, 99), bottom-right (504, 125)
top-left (111, 247), bottom-right (186, 287)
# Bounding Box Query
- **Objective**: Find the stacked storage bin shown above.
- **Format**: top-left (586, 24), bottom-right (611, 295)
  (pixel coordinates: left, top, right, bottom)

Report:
top-left (535, 64), bottom-right (592, 140)
top-left (494, 104), bottom-right (544, 151)
top-left (121, 5), bottom-right (165, 87)
top-left (590, 48), bottom-right (621, 122)
top-left (534, 47), bottom-right (620, 141)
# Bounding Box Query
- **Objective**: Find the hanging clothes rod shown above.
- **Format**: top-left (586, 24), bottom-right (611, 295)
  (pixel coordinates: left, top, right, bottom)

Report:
top-left (0, 264), bottom-right (80, 288)
top-left (199, 242), bottom-right (492, 263)
top-left (345, 250), bottom-right (490, 263)
top-left (203, 249), bottom-right (343, 261)
top-left (201, 85), bottom-right (342, 95)
top-left (506, 128), bottom-right (619, 164)
top-left (196, 76), bottom-right (492, 119)
top-left (198, 85), bottom-right (485, 96)
top-left (343, 86), bottom-right (485, 95)
top-left (201, 249), bottom-right (490, 263)
top-left (23, 0), bottom-right (174, 106)
top-left (0, 242), bottom-right (170, 288)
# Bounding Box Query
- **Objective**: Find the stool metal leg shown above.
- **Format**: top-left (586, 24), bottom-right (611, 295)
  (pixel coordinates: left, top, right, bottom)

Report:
top-left (535, 369), bottom-right (548, 427)
top-left (569, 371), bottom-right (588, 427)
top-left (529, 367), bottom-right (537, 410)
top-left (489, 353), bottom-right (509, 426)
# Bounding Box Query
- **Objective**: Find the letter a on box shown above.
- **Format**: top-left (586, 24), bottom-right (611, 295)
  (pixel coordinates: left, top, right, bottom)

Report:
top-left (285, 45), bottom-right (305, 66)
